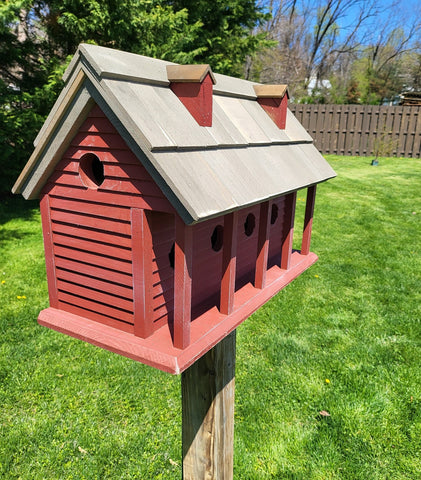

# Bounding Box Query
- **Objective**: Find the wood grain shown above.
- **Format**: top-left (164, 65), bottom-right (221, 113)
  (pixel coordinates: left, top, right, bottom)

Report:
top-left (191, 218), bottom-right (223, 312)
top-left (289, 104), bottom-right (420, 158)
top-left (235, 205), bottom-right (260, 290)
top-left (253, 84), bottom-right (288, 98)
top-left (166, 64), bottom-right (215, 84)
top-left (182, 331), bottom-right (236, 480)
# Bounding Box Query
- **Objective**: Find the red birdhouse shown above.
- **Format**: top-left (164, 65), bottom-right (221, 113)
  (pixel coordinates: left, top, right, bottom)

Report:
top-left (13, 45), bottom-right (335, 374)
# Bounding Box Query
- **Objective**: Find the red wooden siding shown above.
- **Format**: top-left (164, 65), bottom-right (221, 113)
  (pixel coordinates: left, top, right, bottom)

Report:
top-left (41, 103), bottom-right (173, 334)
top-left (49, 195), bottom-right (134, 332)
top-left (234, 196), bottom-right (296, 291)
top-left (43, 104), bottom-right (174, 213)
top-left (280, 192), bottom-right (297, 270)
top-left (255, 201), bottom-right (270, 289)
top-left (39, 101), bottom-right (314, 348)
top-left (235, 205), bottom-right (260, 290)
top-left (40, 195), bottom-right (59, 308)
top-left (257, 94), bottom-right (288, 130)
top-left (174, 216), bottom-right (193, 349)
top-left (132, 208), bottom-right (154, 339)
top-left (220, 212), bottom-right (238, 316)
top-left (149, 212), bottom-right (175, 329)
top-left (268, 195), bottom-right (287, 269)
top-left (170, 73), bottom-right (214, 127)
top-left (191, 217), bottom-right (225, 315)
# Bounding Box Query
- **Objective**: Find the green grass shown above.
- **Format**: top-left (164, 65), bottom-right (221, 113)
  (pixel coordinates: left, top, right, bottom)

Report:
top-left (1, 155), bottom-right (420, 479)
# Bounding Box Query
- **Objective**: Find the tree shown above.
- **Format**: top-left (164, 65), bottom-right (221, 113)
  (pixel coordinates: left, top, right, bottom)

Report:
top-left (247, 1), bottom-right (308, 93)
top-left (349, 19), bottom-right (421, 104)
top-left (249, 1), bottom-right (384, 96)
top-left (36, 0), bottom-right (205, 63)
top-left (167, 0), bottom-right (270, 75)
top-left (0, 1), bottom-right (61, 195)
top-left (401, 51), bottom-right (421, 92)
top-left (250, 0), bottom-right (421, 103)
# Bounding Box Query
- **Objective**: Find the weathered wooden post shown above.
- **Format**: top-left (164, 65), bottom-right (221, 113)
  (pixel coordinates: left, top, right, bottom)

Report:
top-left (182, 332), bottom-right (236, 479)
top-left (13, 44), bottom-right (335, 478)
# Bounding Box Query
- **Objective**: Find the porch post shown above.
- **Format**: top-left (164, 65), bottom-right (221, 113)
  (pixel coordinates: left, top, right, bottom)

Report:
top-left (281, 192), bottom-right (297, 270)
top-left (40, 194), bottom-right (59, 309)
top-left (281, 191), bottom-right (297, 270)
top-left (173, 215), bottom-right (193, 349)
top-left (301, 185), bottom-right (317, 256)
top-left (132, 208), bottom-right (154, 338)
top-left (255, 201), bottom-right (270, 289)
top-left (220, 212), bottom-right (238, 315)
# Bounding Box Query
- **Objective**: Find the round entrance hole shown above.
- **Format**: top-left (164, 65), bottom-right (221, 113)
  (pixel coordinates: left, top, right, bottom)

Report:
top-left (211, 225), bottom-right (223, 252)
top-left (244, 213), bottom-right (255, 237)
top-left (79, 153), bottom-right (105, 188)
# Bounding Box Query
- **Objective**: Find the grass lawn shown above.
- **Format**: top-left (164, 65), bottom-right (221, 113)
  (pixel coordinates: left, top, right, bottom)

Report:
top-left (1, 155), bottom-right (420, 479)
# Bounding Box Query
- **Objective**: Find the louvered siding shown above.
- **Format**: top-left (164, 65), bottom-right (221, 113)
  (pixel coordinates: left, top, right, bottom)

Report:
top-left (49, 197), bottom-right (134, 331)
top-left (42, 103), bottom-right (173, 333)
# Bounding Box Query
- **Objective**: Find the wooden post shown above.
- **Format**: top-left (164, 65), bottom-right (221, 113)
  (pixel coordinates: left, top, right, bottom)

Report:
top-left (281, 191), bottom-right (297, 270)
top-left (174, 215), bottom-right (193, 349)
top-left (131, 208), bottom-right (154, 338)
top-left (40, 194), bottom-right (59, 308)
top-left (301, 185), bottom-right (317, 256)
top-left (255, 201), bottom-right (270, 289)
top-left (220, 212), bottom-right (238, 315)
top-left (182, 331), bottom-right (236, 480)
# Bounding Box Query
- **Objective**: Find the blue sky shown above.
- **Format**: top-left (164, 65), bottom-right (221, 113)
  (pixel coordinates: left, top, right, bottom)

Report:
top-left (307, 0), bottom-right (421, 47)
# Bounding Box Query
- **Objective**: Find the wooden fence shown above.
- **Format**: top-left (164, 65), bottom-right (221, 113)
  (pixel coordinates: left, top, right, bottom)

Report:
top-left (290, 104), bottom-right (421, 158)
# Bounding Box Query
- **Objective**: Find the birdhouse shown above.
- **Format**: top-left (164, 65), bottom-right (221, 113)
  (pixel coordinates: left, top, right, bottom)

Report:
top-left (13, 44), bottom-right (335, 374)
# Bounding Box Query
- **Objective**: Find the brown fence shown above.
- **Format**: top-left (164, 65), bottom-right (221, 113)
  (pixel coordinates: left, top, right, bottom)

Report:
top-left (290, 104), bottom-right (421, 158)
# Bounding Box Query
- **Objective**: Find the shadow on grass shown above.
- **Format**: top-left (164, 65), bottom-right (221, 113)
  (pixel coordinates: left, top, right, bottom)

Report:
top-left (0, 229), bottom-right (28, 242)
top-left (0, 193), bottom-right (39, 225)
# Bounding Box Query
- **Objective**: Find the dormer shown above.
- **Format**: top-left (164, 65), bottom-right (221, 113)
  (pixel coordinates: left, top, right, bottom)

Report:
top-left (254, 84), bottom-right (289, 129)
top-left (167, 64), bottom-right (216, 127)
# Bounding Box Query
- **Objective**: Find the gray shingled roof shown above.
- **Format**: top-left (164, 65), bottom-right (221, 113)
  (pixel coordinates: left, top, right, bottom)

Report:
top-left (14, 44), bottom-right (336, 224)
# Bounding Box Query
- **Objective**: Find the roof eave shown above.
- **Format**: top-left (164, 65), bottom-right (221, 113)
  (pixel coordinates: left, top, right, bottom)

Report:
top-left (12, 68), bottom-right (88, 196)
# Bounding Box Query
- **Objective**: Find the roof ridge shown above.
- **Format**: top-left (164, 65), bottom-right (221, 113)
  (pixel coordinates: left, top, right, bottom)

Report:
top-left (64, 43), bottom-right (261, 99)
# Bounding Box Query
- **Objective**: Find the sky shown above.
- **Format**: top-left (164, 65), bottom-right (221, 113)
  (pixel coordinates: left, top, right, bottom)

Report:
top-left (283, 0), bottom-right (421, 53)
top-left (262, 0), bottom-right (421, 45)
top-left (333, 0), bottom-right (420, 44)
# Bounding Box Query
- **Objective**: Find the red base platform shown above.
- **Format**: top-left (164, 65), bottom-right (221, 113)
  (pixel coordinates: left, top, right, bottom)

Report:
top-left (38, 251), bottom-right (317, 374)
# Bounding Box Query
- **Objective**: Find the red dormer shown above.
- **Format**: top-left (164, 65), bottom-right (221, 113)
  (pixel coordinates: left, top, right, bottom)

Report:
top-left (167, 64), bottom-right (216, 127)
top-left (254, 84), bottom-right (289, 129)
